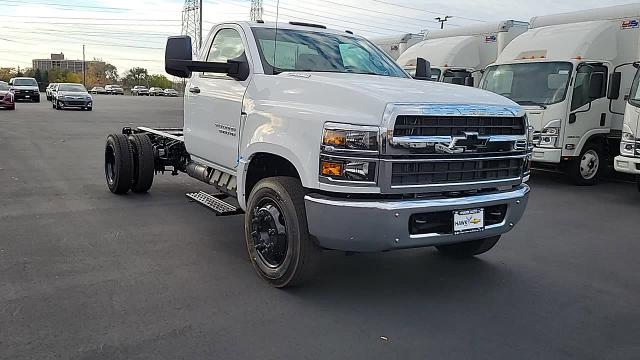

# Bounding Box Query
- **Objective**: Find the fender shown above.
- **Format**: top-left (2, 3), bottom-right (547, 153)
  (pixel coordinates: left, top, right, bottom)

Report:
top-left (237, 143), bottom-right (312, 210)
top-left (565, 128), bottom-right (611, 157)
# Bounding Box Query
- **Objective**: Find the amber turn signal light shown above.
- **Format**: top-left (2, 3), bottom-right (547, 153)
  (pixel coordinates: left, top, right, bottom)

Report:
top-left (320, 161), bottom-right (343, 176)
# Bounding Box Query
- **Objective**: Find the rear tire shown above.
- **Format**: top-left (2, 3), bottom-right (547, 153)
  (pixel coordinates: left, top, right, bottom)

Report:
top-left (105, 134), bottom-right (133, 194)
top-left (568, 143), bottom-right (602, 186)
top-left (245, 177), bottom-right (321, 288)
top-left (128, 134), bottom-right (155, 193)
top-left (436, 236), bottom-right (501, 257)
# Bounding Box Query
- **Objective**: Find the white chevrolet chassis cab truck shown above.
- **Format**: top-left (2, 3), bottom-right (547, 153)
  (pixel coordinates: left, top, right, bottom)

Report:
top-left (103, 21), bottom-right (532, 287)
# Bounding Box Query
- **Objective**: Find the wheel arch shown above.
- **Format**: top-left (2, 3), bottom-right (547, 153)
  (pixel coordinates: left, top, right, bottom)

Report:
top-left (238, 145), bottom-right (310, 210)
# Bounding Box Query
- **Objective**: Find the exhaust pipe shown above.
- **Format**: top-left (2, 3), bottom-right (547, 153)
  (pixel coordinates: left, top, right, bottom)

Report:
top-left (186, 162), bottom-right (211, 183)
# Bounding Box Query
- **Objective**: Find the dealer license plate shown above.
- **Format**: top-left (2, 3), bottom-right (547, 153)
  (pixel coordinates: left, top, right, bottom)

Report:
top-left (453, 208), bottom-right (484, 235)
top-left (25, 95), bottom-right (30, 98)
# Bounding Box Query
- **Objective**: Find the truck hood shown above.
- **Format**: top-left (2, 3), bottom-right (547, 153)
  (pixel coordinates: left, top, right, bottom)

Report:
top-left (11, 85), bottom-right (39, 91)
top-left (286, 72), bottom-right (517, 107)
top-left (247, 72), bottom-right (520, 127)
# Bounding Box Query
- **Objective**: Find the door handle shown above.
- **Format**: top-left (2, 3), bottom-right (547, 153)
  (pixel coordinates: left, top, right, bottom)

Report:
top-left (189, 86), bottom-right (201, 94)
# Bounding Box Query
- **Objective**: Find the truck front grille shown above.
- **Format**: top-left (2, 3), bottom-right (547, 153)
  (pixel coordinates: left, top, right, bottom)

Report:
top-left (391, 158), bottom-right (523, 186)
top-left (393, 115), bottom-right (526, 137)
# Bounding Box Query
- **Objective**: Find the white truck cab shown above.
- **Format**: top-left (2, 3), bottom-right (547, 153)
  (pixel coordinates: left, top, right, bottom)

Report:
top-left (480, 4), bottom-right (640, 185)
top-left (397, 21), bottom-right (528, 86)
top-left (104, 21), bottom-right (531, 287)
top-left (614, 63), bottom-right (640, 191)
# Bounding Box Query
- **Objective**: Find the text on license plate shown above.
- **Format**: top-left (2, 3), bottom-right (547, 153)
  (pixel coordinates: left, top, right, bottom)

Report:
top-left (453, 208), bottom-right (484, 235)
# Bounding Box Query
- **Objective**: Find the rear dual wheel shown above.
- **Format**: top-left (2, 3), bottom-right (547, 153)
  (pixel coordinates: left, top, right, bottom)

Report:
top-left (104, 134), bottom-right (154, 194)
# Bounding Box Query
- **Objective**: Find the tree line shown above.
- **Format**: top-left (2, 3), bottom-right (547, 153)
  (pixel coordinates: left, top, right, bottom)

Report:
top-left (0, 61), bottom-right (178, 91)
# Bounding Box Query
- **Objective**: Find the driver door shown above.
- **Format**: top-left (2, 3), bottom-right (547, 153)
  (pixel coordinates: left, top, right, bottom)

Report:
top-left (185, 25), bottom-right (251, 170)
top-left (564, 63), bottom-right (609, 156)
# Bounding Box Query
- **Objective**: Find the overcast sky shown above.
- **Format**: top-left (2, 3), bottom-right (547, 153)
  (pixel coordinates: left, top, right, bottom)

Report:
top-left (0, 0), bottom-right (635, 75)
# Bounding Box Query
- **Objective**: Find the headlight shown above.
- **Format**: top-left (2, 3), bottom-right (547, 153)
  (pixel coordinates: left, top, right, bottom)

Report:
top-left (320, 158), bottom-right (377, 182)
top-left (322, 125), bottom-right (378, 152)
top-left (539, 127), bottom-right (559, 148)
top-left (620, 132), bottom-right (637, 157)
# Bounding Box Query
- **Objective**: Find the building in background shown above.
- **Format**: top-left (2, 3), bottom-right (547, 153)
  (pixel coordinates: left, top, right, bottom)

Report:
top-left (32, 53), bottom-right (103, 73)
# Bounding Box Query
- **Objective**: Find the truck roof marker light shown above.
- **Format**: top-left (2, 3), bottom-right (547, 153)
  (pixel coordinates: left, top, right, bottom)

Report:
top-left (573, 56), bottom-right (583, 60)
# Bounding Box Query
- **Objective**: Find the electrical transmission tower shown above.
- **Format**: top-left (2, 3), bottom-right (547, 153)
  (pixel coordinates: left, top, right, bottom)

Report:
top-left (182, 0), bottom-right (202, 56)
top-left (250, 0), bottom-right (263, 21)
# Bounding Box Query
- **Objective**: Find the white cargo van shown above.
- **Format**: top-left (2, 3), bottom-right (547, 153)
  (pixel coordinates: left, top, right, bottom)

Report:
top-left (480, 4), bottom-right (640, 185)
top-left (397, 21), bottom-right (528, 85)
top-left (371, 33), bottom-right (422, 60)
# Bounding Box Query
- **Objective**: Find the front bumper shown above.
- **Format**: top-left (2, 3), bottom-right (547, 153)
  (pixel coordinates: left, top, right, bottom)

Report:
top-left (531, 147), bottom-right (561, 164)
top-left (59, 99), bottom-right (92, 108)
top-left (13, 92), bottom-right (39, 100)
top-left (304, 185), bottom-right (530, 252)
top-left (614, 155), bottom-right (640, 175)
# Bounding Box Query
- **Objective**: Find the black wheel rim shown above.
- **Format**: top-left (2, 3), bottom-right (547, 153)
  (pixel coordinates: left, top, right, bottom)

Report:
top-left (250, 198), bottom-right (288, 269)
top-left (105, 143), bottom-right (116, 185)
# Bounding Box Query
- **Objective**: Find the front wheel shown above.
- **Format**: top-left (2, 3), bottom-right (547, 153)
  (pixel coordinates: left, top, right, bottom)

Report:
top-left (245, 177), bottom-right (321, 288)
top-left (568, 143), bottom-right (602, 186)
top-left (436, 236), bottom-right (501, 257)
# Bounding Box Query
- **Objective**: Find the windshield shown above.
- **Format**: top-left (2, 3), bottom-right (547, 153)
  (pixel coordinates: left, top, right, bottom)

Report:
top-left (58, 84), bottom-right (87, 92)
top-left (481, 62), bottom-right (573, 106)
top-left (628, 68), bottom-right (640, 108)
top-left (252, 28), bottom-right (407, 78)
top-left (0, 83), bottom-right (9, 90)
top-left (443, 69), bottom-right (472, 85)
top-left (13, 78), bottom-right (38, 86)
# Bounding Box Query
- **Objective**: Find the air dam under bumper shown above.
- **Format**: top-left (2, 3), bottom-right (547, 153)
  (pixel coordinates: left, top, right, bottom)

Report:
top-left (304, 185), bottom-right (530, 252)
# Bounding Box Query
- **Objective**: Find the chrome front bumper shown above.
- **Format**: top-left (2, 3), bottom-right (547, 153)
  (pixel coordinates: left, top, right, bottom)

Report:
top-left (614, 155), bottom-right (640, 175)
top-left (304, 185), bottom-right (530, 252)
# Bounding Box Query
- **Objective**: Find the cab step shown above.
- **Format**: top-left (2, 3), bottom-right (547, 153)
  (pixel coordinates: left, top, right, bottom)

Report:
top-left (186, 191), bottom-right (243, 216)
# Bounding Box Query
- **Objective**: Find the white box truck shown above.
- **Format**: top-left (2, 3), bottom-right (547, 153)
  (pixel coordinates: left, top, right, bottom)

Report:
top-left (480, 4), bottom-right (640, 185)
top-left (614, 63), bottom-right (640, 191)
top-left (396, 21), bottom-right (528, 85)
top-left (371, 33), bottom-right (422, 60)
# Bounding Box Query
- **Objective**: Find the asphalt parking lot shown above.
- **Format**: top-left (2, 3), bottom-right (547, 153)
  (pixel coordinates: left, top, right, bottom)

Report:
top-left (1, 96), bottom-right (639, 360)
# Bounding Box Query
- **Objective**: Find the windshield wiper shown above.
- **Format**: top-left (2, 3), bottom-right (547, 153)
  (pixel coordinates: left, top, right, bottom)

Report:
top-left (516, 100), bottom-right (548, 109)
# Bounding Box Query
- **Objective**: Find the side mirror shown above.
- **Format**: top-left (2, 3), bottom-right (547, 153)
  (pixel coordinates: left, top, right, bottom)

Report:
top-left (414, 57), bottom-right (432, 81)
top-left (464, 76), bottom-right (474, 87)
top-left (588, 72), bottom-right (605, 99)
top-left (165, 35), bottom-right (239, 78)
top-left (607, 72), bottom-right (621, 100)
top-left (8, 81), bottom-right (13, 86)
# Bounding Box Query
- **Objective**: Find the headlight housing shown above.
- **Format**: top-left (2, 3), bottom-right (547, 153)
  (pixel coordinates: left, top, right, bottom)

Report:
top-left (620, 132), bottom-right (638, 157)
top-left (539, 127), bottom-right (560, 148)
top-left (319, 123), bottom-right (379, 185)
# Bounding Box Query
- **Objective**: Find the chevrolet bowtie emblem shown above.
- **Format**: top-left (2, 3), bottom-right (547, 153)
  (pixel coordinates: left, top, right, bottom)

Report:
top-left (434, 132), bottom-right (489, 154)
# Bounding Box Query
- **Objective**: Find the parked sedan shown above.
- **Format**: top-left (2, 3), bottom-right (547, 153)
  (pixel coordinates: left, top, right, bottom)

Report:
top-left (0, 81), bottom-right (15, 110)
top-left (52, 83), bottom-right (93, 111)
top-left (90, 86), bottom-right (106, 94)
top-left (131, 85), bottom-right (149, 96)
top-left (46, 83), bottom-right (58, 101)
top-left (163, 88), bottom-right (179, 97)
top-left (149, 87), bottom-right (164, 96)
top-left (105, 85), bottom-right (124, 95)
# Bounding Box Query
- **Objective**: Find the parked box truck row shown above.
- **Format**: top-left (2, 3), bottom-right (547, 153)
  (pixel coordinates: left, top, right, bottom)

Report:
top-left (396, 21), bottom-right (528, 85)
top-left (103, 21), bottom-right (532, 287)
top-left (480, 4), bottom-right (640, 185)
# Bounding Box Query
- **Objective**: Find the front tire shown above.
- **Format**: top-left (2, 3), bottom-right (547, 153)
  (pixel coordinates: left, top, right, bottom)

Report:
top-left (105, 134), bottom-right (133, 194)
top-left (568, 143), bottom-right (602, 186)
top-left (128, 134), bottom-right (155, 193)
top-left (436, 236), bottom-right (501, 257)
top-left (245, 177), bottom-right (321, 288)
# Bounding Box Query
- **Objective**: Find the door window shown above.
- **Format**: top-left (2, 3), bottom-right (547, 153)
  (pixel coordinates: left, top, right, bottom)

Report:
top-left (571, 64), bottom-right (607, 111)
top-left (205, 28), bottom-right (245, 76)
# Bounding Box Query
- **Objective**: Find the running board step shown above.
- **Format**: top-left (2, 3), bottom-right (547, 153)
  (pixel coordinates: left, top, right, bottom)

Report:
top-left (186, 191), bottom-right (243, 216)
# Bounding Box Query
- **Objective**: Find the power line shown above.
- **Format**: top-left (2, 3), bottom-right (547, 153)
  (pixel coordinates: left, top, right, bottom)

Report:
top-left (0, 0), bottom-right (133, 12)
top-left (363, 0), bottom-right (488, 23)
top-left (0, 14), bottom-right (180, 22)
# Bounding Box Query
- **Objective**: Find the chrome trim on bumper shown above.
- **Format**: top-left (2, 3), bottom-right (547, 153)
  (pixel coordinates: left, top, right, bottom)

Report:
top-left (305, 184), bottom-right (530, 252)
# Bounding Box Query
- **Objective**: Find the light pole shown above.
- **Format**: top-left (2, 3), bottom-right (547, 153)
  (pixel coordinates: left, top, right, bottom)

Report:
top-left (435, 16), bottom-right (452, 29)
top-left (82, 44), bottom-right (86, 87)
